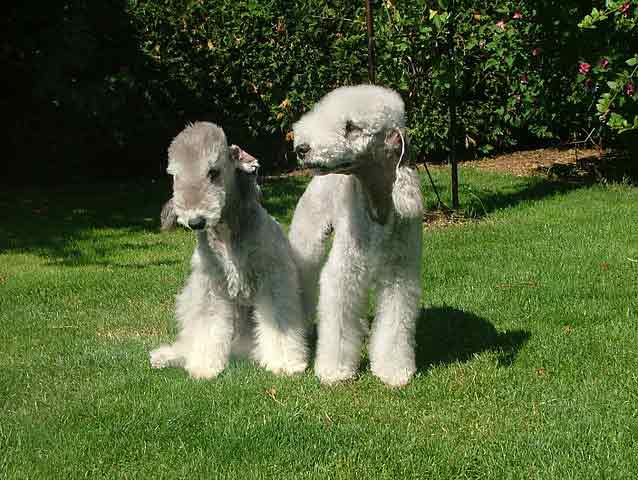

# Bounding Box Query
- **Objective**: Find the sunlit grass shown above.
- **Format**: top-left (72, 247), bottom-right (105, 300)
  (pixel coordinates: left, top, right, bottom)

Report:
top-left (1, 171), bottom-right (637, 479)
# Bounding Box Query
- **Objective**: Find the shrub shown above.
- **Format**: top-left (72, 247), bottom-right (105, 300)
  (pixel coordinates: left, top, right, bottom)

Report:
top-left (128, 0), bottom-right (369, 170)
top-left (578, 1), bottom-right (638, 135)
top-left (5, 1), bottom-right (632, 183)
top-left (128, 0), bottom-right (597, 167)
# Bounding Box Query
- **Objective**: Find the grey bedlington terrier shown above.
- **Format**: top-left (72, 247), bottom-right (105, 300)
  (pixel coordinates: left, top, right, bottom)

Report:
top-left (289, 85), bottom-right (424, 387)
top-left (150, 122), bottom-right (307, 379)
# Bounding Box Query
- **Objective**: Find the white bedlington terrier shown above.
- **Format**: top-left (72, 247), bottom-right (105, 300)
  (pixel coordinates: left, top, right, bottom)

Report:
top-left (289, 85), bottom-right (424, 387)
top-left (149, 122), bottom-right (307, 379)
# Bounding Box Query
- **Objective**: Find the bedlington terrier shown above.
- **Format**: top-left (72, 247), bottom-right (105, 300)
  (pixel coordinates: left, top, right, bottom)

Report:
top-left (150, 122), bottom-right (307, 379)
top-left (289, 85), bottom-right (423, 387)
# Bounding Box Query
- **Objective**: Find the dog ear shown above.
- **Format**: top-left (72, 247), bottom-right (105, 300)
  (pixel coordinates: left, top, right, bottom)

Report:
top-left (230, 144), bottom-right (260, 173)
top-left (345, 120), bottom-right (363, 138)
top-left (385, 127), bottom-right (409, 169)
top-left (385, 128), bottom-right (407, 151)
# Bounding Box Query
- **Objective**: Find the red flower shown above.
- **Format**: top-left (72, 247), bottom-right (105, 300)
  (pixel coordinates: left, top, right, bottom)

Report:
top-left (496, 20), bottom-right (506, 30)
top-left (512, 11), bottom-right (523, 19)
top-left (585, 78), bottom-right (594, 90)
top-left (532, 47), bottom-right (541, 57)
top-left (578, 62), bottom-right (591, 75)
top-left (598, 58), bottom-right (609, 69)
top-left (626, 81), bottom-right (635, 97)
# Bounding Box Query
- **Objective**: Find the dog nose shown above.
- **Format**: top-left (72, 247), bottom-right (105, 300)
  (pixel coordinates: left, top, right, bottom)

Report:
top-left (295, 143), bottom-right (311, 156)
top-left (188, 216), bottom-right (206, 230)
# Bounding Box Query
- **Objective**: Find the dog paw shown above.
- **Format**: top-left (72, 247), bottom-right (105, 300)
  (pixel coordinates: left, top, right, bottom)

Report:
top-left (259, 358), bottom-right (307, 376)
top-left (149, 345), bottom-right (179, 369)
top-left (282, 361), bottom-right (308, 375)
top-left (187, 367), bottom-right (220, 379)
top-left (315, 364), bottom-right (357, 385)
top-left (371, 364), bottom-right (415, 388)
top-left (185, 358), bottom-right (227, 380)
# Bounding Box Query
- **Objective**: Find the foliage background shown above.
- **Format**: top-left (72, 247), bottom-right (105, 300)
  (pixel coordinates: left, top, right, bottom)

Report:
top-left (3, 0), bottom-right (636, 184)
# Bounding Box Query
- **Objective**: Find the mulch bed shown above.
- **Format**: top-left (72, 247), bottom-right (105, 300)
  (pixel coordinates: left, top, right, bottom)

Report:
top-left (424, 146), bottom-right (603, 177)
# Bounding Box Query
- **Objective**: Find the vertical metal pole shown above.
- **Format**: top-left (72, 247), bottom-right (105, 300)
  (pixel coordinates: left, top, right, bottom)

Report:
top-left (365, 0), bottom-right (376, 84)
top-left (448, 0), bottom-right (459, 210)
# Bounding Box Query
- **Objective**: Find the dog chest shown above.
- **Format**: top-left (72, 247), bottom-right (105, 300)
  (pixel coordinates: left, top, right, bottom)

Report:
top-left (196, 233), bottom-right (255, 303)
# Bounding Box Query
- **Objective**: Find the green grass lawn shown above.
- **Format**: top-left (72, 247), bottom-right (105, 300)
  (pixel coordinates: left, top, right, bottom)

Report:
top-left (1, 169), bottom-right (637, 479)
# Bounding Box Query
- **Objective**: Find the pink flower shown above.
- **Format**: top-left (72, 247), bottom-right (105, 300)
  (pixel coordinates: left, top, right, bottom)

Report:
top-left (496, 20), bottom-right (506, 30)
top-left (512, 11), bottom-right (523, 19)
top-left (520, 74), bottom-right (529, 84)
top-left (620, 2), bottom-right (630, 15)
top-left (532, 47), bottom-right (541, 57)
top-left (626, 81), bottom-right (635, 97)
top-left (598, 58), bottom-right (609, 69)
top-left (578, 62), bottom-right (591, 75)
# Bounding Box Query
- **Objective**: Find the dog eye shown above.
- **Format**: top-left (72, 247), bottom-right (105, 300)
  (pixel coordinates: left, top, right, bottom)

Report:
top-left (345, 120), bottom-right (362, 137)
top-left (207, 168), bottom-right (220, 182)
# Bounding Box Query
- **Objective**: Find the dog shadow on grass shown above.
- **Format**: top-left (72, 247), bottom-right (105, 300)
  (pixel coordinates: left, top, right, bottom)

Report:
top-left (415, 306), bottom-right (530, 370)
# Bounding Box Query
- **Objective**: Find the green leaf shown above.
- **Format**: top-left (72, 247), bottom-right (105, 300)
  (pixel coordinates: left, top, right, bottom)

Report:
top-left (607, 112), bottom-right (630, 131)
top-left (626, 57), bottom-right (638, 67)
top-left (578, 15), bottom-right (595, 29)
top-left (596, 97), bottom-right (611, 113)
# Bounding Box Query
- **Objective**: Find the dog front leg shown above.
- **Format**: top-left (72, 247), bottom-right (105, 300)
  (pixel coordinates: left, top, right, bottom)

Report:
top-left (314, 250), bottom-right (371, 384)
top-left (150, 270), bottom-right (235, 379)
top-left (288, 179), bottom-right (335, 322)
top-left (181, 287), bottom-right (235, 380)
top-left (369, 222), bottom-right (422, 387)
top-left (368, 274), bottom-right (420, 387)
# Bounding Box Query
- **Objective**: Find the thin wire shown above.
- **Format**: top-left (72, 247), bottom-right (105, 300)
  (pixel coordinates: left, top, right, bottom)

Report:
top-left (395, 128), bottom-right (448, 211)
top-left (423, 162), bottom-right (449, 211)
top-left (395, 128), bottom-right (406, 173)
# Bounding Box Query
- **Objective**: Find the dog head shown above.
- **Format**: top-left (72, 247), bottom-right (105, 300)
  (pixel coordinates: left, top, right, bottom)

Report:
top-left (167, 122), bottom-right (259, 230)
top-left (292, 85), bottom-right (406, 174)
